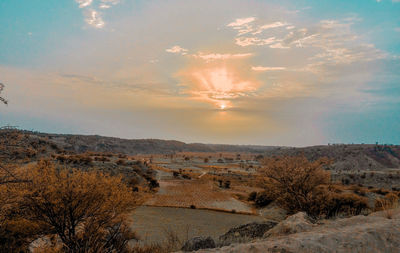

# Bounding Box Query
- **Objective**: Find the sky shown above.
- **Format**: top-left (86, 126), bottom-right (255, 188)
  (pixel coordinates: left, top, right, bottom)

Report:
top-left (0, 0), bottom-right (399, 146)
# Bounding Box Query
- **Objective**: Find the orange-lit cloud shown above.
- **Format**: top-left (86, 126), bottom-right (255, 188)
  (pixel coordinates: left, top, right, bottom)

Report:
top-left (252, 66), bottom-right (286, 71)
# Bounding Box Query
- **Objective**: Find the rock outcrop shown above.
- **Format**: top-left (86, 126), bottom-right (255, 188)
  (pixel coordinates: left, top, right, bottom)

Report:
top-left (263, 212), bottom-right (315, 237)
top-left (197, 208), bottom-right (400, 253)
top-left (181, 236), bottom-right (215, 252)
top-left (219, 221), bottom-right (278, 245)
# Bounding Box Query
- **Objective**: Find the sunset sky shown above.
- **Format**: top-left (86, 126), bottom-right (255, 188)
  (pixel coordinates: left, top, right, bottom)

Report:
top-left (0, 0), bottom-right (399, 146)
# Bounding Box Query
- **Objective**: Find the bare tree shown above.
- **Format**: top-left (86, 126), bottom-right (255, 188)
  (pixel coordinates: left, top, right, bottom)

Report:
top-left (0, 83), bottom-right (7, 105)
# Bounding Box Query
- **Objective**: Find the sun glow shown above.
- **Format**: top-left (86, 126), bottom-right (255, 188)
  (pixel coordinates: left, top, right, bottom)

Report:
top-left (183, 66), bottom-right (259, 109)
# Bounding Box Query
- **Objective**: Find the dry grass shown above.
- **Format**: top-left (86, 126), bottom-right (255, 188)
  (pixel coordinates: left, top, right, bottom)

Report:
top-left (375, 192), bottom-right (399, 215)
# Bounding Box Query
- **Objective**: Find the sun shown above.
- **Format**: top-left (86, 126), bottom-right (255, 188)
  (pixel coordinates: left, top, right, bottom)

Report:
top-left (219, 104), bottom-right (226, 110)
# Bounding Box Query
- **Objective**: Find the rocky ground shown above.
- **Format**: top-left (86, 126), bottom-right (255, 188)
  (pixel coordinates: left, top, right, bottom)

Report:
top-left (184, 208), bottom-right (400, 253)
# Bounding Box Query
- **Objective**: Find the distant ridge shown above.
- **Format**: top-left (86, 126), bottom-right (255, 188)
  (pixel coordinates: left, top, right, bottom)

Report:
top-left (10, 129), bottom-right (277, 155)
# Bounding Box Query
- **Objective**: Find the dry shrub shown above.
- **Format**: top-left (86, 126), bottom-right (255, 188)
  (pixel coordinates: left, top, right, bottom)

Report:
top-left (131, 227), bottom-right (188, 253)
top-left (259, 156), bottom-right (369, 218)
top-left (248, 191), bottom-right (276, 208)
top-left (260, 156), bottom-right (331, 216)
top-left (248, 191), bottom-right (257, 201)
top-left (375, 192), bottom-right (399, 211)
top-left (308, 189), bottom-right (369, 218)
top-left (0, 164), bottom-right (43, 252)
top-left (371, 188), bottom-right (390, 195)
top-left (0, 160), bottom-right (141, 252)
top-left (341, 184), bottom-right (368, 197)
top-left (55, 154), bottom-right (93, 165)
top-left (116, 159), bottom-right (127, 166)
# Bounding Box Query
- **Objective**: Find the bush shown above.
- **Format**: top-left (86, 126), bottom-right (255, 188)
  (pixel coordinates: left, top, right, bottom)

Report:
top-left (149, 178), bottom-right (160, 189)
top-left (116, 159), bottom-right (126, 166)
top-left (260, 156), bottom-right (331, 216)
top-left (375, 192), bottom-right (399, 211)
top-left (0, 160), bottom-right (140, 252)
top-left (254, 191), bottom-right (275, 208)
top-left (371, 188), bottom-right (390, 195)
top-left (248, 191), bottom-right (257, 201)
top-left (318, 192), bottom-right (369, 218)
top-left (182, 174), bottom-right (191, 180)
top-left (224, 180), bottom-right (231, 189)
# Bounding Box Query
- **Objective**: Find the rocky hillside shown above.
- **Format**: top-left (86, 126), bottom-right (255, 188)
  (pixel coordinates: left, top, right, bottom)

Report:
top-left (262, 144), bottom-right (400, 189)
top-left (25, 131), bottom-right (275, 155)
top-left (264, 144), bottom-right (400, 171)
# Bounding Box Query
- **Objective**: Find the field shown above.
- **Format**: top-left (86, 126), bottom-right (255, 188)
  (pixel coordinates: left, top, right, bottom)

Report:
top-left (130, 206), bottom-right (266, 244)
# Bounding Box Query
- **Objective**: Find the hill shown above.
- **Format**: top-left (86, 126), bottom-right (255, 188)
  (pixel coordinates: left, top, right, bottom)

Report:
top-left (4, 129), bottom-right (276, 155)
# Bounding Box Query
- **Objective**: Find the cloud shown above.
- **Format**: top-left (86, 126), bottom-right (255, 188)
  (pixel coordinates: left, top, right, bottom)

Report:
top-left (75, 0), bottom-right (121, 28)
top-left (228, 17), bottom-right (288, 37)
top-left (76, 0), bottom-right (93, 8)
top-left (99, 4), bottom-right (111, 9)
top-left (252, 66), bottom-right (286, 71)
top-left (85, 9), bottom-right (105, 28)
top-left (229, 16), bottom-right (386, 68)
top-left (269, 43), bottom-right (290, 49)
top-left (227, 17), bottom-right (256, 27)
top-left (191, 52), bottom-right (253, 62)
top-left (100, 0), bottom-right (120, 6)
top-left (166, 45), bottom-right (188, 55)
top-left (252, 21), bottom-right (287, 34)
top-left (235, 36), bottom-right (278, 46)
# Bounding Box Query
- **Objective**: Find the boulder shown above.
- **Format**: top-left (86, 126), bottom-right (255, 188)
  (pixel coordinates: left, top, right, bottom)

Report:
top-left (219, 221), bottom-right (278, 245)
top-left (181, 236), bottom-right (216, 252)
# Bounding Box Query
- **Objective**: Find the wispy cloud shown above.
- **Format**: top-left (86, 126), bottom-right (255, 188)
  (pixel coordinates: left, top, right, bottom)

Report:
top-left (75, 0), bottom-right (121, 28)
top-left (76, 0), bottom-right (93, 8)
top-left (228, 17), bottom-right (288, 37)
top-left (228, 16), bottom-right (386, 68)
top-left (252, 22), bottom-right (287, 35)
top-left (85, 9), bottom-right (105, 28)
top-left (227, 17), bottom-right (256, 27)
top-left (269, 43), bottom-right (290, 49)
top-left (191, 52), bottom-right (253, 62)
top-left (166, 45), bottom-right (188, 55)
top-left (235, 36), bottom-right (278, 46)
top-left (252, 66), bottom-right (286, 71)
top-left (99, 4), bottom-right (111, 9)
